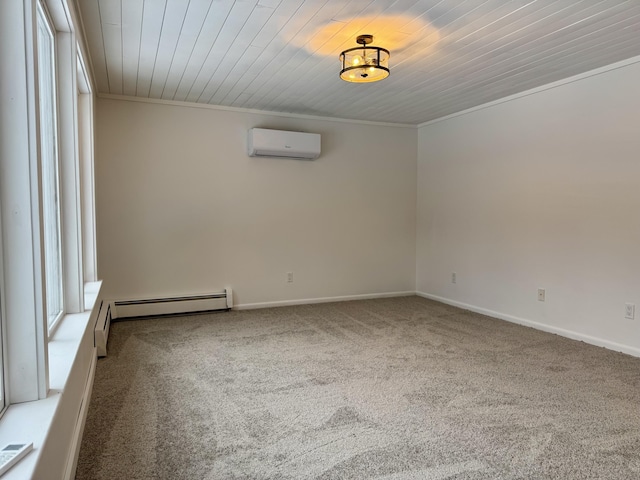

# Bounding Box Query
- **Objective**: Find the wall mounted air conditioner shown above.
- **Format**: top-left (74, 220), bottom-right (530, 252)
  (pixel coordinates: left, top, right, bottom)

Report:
top-left (248, 128), bottom-right (321, 160)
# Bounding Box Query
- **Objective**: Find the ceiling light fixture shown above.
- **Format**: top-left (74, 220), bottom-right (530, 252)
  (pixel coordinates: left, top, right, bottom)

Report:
top-left (339, 34), bottom-right (390, 83)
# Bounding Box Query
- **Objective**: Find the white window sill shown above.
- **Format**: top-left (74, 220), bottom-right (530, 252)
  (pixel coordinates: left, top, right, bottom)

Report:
top-left (0, 281), bottom-right (101, 479)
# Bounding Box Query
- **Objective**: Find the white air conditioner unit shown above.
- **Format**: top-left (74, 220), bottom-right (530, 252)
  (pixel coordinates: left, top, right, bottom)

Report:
top-left (248, 128), bottom-right (321, 160)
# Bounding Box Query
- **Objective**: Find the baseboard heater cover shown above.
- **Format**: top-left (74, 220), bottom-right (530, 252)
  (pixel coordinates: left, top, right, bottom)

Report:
top-left (95, 300), bottom-right (112, 357)
top-left (112, 288), bottom-right (233, 320)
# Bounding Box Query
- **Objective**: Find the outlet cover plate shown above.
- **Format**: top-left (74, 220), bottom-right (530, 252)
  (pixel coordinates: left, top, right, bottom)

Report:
top-left (625, 303), bottom-right (635, 319)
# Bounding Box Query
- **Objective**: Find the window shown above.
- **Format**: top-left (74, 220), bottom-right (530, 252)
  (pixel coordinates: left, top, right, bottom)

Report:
top-left (36, 2), bottom-right (64, 331)
top-left (1, 0), bottom-right (96, 413)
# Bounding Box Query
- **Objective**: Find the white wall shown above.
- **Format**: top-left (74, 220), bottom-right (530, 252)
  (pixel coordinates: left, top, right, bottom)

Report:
top-left (95, 98), bottom-right (417, 305)
top-left (417, 60), bottom-right (640, 355)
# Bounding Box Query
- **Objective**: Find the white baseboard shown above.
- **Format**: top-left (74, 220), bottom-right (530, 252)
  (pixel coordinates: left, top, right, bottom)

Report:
top-left (416, 291), bottom-right (640, 358)
top-left (235, 291), bottom-right (416, 310)
top-left (64, 350), bottom-right (97, 480)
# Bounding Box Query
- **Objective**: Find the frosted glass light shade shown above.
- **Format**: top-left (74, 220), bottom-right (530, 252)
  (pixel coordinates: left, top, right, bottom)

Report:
top-left (339, 35), bottom-right (390, 83)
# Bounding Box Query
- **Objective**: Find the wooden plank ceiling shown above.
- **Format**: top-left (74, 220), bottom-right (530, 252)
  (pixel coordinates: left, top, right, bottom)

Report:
top-left (76, 0), bottom-right (640, 125)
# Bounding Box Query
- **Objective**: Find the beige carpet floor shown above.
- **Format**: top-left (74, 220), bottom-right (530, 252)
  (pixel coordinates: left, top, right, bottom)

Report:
top-left (76, 296), bottom-right (640, 479)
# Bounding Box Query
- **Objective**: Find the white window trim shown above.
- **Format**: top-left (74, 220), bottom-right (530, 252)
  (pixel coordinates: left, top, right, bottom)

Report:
top-left (0, 281), bottom-right (102, 479)
top-left (57, 27), bottom-right (85, 320)
top-left (37, 0), bottom-right (88, 340)
top-left (38, 0), bottom-right (66, 336)
top-left (77, 50), bottom-right (98, 284)
top-left (0, 0), bottom-right (50, 403)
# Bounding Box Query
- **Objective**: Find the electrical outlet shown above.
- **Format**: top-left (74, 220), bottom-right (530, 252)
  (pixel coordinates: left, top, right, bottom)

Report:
top-left (625, 303), bottom-right (635, 320)
top-left (537, 288), bottom-right (545, 302)
top-left (451, 272), bottom-right (457, 284)
top-left (287, 272), bottom-right (294, 283)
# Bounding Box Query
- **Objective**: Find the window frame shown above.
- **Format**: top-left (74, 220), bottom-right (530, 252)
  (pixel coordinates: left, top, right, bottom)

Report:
top-left (0, 0), bottom-right (49, 404)
top-left (77, 50), bottom-right (98, 284)
top-left (36, 0), bottom-right (66, 335)
top-left (0, 0), bottom-right (96, 408)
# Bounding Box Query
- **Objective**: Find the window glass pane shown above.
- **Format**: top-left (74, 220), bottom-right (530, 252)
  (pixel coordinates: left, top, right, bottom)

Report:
top-left (37, 5), bottom-right (63, 329)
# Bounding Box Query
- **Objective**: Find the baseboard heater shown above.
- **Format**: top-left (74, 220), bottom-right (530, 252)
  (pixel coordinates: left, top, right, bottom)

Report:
top-left (95, 289), bottom-right (232, 357)
top-left (95, 300), bottom-right (112, 357)
top-left (112, 288), bottom-right (233, 319)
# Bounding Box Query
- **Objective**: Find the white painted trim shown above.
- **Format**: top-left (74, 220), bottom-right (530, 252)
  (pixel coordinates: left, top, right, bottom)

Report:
top-left (97, 93), bottom-right (417, 129)
top-left (0, 280), bottom-right (102, 479)
top-left (417, 54), bottom-right (640, 128)
top-left (416, 292), bottom-right (640, 358)
top-left (94, 301), bottom-right (110, 357)
top-left (78, 92), bottom-right (97, 283)
top-left (235, 291), bottom-right (416, 310)
top-left (63, 350), bottom-right (96, 480)
top-left (57, 29), bottom-right (85, 315)
top-left (1, 0), bottom-right (50, 403)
